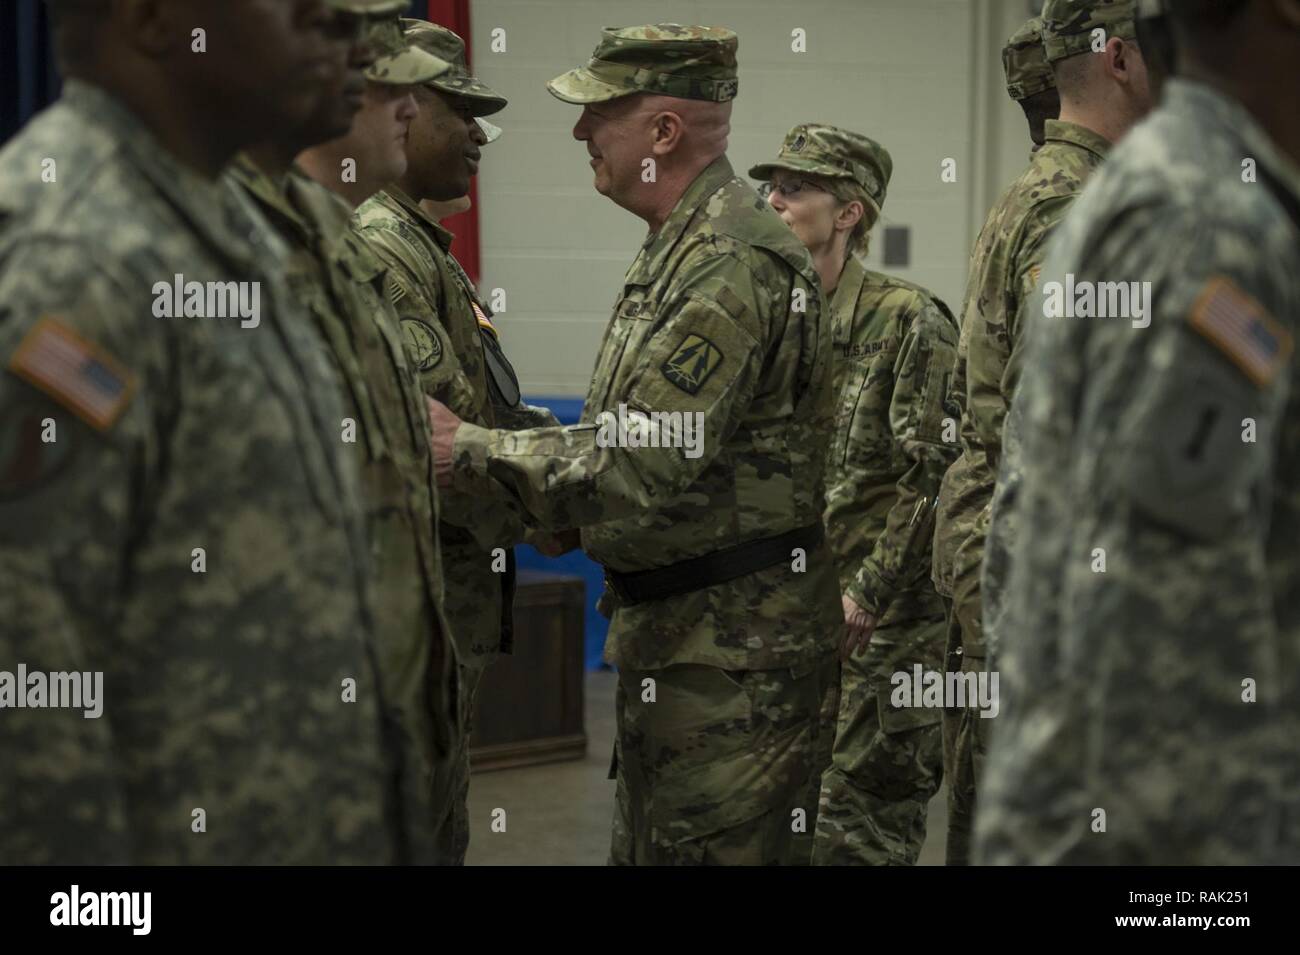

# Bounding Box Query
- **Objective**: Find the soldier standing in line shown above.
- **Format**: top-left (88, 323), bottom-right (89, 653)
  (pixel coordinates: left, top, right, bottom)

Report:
top-left (354, 19), bottom-right (560, 865)
top-left (977, 0), bottom-right (1300, 864)
top-left (228, 4), bottom-right (459, 864)
top-left (0, 0), bottom-right (411, 863)
top-left (930, 0), bottom-right (1152, 865)
top-left (750, 126), bottom-right (959, 865)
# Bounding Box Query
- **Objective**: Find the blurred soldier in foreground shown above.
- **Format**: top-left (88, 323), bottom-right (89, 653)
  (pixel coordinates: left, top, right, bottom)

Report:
top-left (0, 0), bottom-right (407, 863)
top-left (1003, 17), bottom-right (1060, 149)
top-left (355, 20), bottom-right (558, 865)
top-left (751, 127), bottom-right (958, 865)
top-left (228, 5), bottom-right (457, 864)
top-left (977, 0), bottom-right (1300, 864)
top-left (429, 24), bottom-right (841, 865)
top-left (931, 0), bottom-right (1152, 865)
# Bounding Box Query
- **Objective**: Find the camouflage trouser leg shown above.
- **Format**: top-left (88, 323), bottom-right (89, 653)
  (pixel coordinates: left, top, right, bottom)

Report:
top-left (431, 661), bottom-right (486, 865)
top-left (812, 617), bottom-right (945, 865)
top-left (942, 604), bottom-right (988, 866)
top-left (608, 658), bottom-right (839, 865)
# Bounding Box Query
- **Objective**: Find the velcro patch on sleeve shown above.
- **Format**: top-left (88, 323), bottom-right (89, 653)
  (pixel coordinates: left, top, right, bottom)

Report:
top-left (8, 317), bottom-right (136, 431)
top-left (1187, 276), bottom-right (1293, 388)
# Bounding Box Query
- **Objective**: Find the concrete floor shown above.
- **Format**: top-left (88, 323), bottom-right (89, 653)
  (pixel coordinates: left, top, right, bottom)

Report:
top-left (467, 670), bottom-right (948, 865)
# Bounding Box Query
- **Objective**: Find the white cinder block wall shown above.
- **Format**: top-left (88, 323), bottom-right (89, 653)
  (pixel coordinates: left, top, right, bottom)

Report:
top-left (469, 0), bottom-right (1042, 396)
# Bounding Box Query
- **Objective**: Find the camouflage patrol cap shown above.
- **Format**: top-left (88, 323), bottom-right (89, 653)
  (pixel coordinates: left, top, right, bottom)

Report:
top-left (547, 24), bottom-right (739, 105)
top-left (365, 16), bottom-right (451, 85)
top-left (1041, 0), bottom-right (1139, 63)
top-left (748, 124), bottom-right (893, 216)
top-left (476, 117), bottom-right (502, 144)
top-left (401, 19), bottom-right (507, 116)
top-left (1003, 17), bottom-right (1056, 100)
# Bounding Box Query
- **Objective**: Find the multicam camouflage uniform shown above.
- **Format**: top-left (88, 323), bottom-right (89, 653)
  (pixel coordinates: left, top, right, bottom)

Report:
top-left (355, 20), bottom-right (557, 865)
top-left (932, 0), bottom-right (1134, 865)
top-left (448, 26), bottom-right (842, 865)
top-left (750, 126), bottom-right (958, 865)
top-left (975, 77), bottom-right (1300, 865)
top-left (0, 80), bottom-right (401, 864)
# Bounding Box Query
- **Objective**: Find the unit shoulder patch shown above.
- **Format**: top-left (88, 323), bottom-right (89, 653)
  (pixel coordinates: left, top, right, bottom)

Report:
top-left (661, 334), bottom-right (723, 395)
top-left (1187, 276), bottom-right (1293, 388)
top-left (401, 318), bottom-right (444, 371)
top-left (7, 317), bottom-right (136, 431)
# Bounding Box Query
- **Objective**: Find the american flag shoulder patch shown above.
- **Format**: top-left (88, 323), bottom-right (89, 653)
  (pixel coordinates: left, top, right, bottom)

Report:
top-left (8, 317), bottom-right (136, 431)
top-left (472, 299), bottom-right (498, 339)
top-left (1187, 276), bottom-right (1293, 388)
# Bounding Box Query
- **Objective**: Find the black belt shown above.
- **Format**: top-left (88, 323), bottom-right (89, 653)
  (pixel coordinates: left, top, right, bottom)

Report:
top-left (602, 523), bottom-right (824, 606)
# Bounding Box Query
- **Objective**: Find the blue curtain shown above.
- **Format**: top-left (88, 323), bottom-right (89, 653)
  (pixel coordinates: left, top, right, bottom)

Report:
top-left (1, 1), bottom-right (431, 145)
top-left (1, 0), bottom-right (60, 145)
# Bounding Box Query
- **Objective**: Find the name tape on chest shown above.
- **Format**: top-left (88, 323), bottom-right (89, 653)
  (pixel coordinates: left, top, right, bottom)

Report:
top-left (8, 317), bottom-right (136, 431)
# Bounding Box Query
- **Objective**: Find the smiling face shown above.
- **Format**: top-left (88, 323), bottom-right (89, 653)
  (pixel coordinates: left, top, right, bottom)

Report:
top-left (402, 87), bottom-right (484, 202)
top-left (571, 96), bottom-right (653, 205)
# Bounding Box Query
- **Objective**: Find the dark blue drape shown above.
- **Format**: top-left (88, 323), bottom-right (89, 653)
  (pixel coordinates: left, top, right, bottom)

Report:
top-left (1, 0), bottom-right (61, 145)
top-left (1, 1), bottom-right (429, 145)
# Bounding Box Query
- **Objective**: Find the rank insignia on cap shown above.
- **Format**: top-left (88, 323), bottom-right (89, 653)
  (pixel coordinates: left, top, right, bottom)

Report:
top-left (1187, 276), bottom-right (1293, 387)
top-left (661, 334), bottom-right (722, 395)
top-left (790, 133), bottom-right (807, 152)
top-left (8, 317), bottom-right (136, 431)
top-left (401, 319), bottom-right (444, 371)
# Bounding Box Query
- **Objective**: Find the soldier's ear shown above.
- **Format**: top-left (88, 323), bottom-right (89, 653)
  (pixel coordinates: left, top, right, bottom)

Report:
top-left (649, 110), bottom-right (686, 155)
top-left (836, 199), bottom-right (864, 234)
top-left (118, 0), bottom-right (178, 58)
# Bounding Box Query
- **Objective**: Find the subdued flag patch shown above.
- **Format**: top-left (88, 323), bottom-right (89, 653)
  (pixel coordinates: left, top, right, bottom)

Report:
top-left (1188, 276), bottom-right (1293, 387)
top-left (8, 317), bottom-right (136, 431)
top-left (661, 334), bottom-right (723, 395)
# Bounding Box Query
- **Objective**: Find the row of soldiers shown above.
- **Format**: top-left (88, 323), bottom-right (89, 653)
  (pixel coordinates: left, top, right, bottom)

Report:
top-left (1, 0), bottom-right (1296, 867)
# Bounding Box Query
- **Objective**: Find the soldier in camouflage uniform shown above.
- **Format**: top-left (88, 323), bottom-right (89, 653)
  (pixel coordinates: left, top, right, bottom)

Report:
top-left (930, 0), bottom-right (1151, 865)
top-left (976, 0), bottom-right (1300, 864)
top-left (228, 5), bottom-right (457, 863)
top-left (749, 126), bottom-right (958, 865)
top-left (354, 19), bottom-right (559, 865)
top-left (1003, 17), bottom-right (1060, 149)
top-left (428, 25), bottom-right (842, 865)
top-left (0, 0), bottom-right (415, 863)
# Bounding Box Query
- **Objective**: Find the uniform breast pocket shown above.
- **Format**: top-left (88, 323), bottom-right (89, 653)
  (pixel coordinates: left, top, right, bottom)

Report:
top-left (840, 348), bottom-right (898, 468)
top-left (591, 286), bottom-right (655, 409)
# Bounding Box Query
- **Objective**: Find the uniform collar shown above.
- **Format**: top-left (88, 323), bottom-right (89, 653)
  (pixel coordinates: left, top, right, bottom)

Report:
top-left (629, 154), bottom-right (737, 283)
top-left (382, 185), bottom-right (455, 252)
top-left (1042, 119), bottom-right (1112, 163)
top-left (829, 253), bottom-right (868, 344)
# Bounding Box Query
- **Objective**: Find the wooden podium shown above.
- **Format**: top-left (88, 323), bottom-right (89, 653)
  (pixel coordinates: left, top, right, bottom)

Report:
top-left (468, 570), bottom-right (588, 772)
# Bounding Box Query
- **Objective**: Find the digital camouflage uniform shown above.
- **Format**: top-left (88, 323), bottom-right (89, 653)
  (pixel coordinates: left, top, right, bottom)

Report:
top-left (975, 78), bottom-right (1300, 864)
top-left (448, 26), bottom-right (842, 865)
top-left (750, 126), bottom-right (958, 865)
top-left (227, 148), bottom-right (459, 863)
top-left (931, 0), bottom-right (1133, 866)
top-left (0, 80), bottom-right (405, 864)
top-left (355, 19), bottom-right (557, 865)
